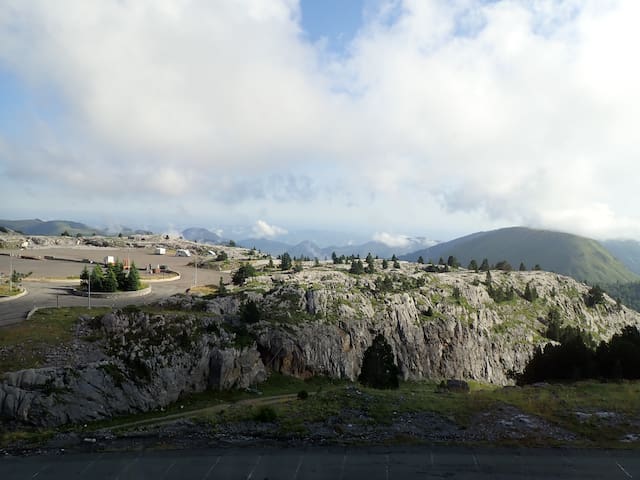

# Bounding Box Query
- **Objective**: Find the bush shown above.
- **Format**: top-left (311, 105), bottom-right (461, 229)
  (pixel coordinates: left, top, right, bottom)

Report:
top-left (585, 285), bottom-right (605, 307)
top-left (253, 405), bottom-right (277, 422)
top-left (232, 263), bottom-right (257, 285)
top-left (297, 390), bottom-right (309, 400)
top-left (240, 300), bottom-right (261, 324)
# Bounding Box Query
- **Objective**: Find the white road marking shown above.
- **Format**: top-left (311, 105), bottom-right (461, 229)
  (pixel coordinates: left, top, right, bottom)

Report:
top-left (115, 456), bottom-right (139, 480)
top-left (293, 455), bottom-right (304, 480)
top-left (202, 456), bottom-right (221, 480)
top-left (79, 452), bottom-right (104, 475)
top-left (472, 454), bottom-right (479, 471)
top-left (246, 455), bottom-right (262, 480)
top-left (430, 451), bottom-right (434, 467)
top-left (385, 454), bottom-right (390, 480)
top-left (339, 453), bottom-right (347, 480)
top-left (617, 462), bottom-right (633, 478)
top-left (165, 460), bottom-right (176, 475)
top-left (31, 463), bottom-right (49, 478)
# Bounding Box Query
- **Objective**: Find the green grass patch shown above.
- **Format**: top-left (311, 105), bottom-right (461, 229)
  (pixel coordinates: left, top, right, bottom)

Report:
top-left (0, 429), bottom-right (55, 448)
top-left (0, 284), bottom-right (22, 296)
top-left (0, 307), bottom-right (110, 375)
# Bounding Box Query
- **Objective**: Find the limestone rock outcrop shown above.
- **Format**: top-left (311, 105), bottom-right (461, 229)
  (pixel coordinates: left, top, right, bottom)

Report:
top-left (2, 268), bottom-right (639, 426)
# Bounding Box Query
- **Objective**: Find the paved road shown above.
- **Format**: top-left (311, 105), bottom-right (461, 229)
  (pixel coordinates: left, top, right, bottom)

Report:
top-left (1, 446), bottom-right (638, 479)
top-left (0, 249), bottom-right (227, 327)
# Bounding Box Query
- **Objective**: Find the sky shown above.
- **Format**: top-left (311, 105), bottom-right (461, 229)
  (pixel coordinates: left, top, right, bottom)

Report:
top-left (1, 0), bottom-right (640, 244)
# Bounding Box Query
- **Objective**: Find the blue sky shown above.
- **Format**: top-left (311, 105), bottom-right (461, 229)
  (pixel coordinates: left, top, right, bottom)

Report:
top-left (1, 1), bottom-right (640, 243)
top-left (300, 0), bottom-right (365, 52)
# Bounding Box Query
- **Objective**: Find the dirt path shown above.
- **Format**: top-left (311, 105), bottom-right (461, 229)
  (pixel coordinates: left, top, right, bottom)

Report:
top-left (106, 393), bottom-right (301, 431)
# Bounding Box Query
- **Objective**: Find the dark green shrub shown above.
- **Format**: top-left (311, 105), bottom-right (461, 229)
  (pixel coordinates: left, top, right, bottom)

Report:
top-left (253, 405), bottom-right (277, 422)
top-left (358, 334), bottom-right (400, 389)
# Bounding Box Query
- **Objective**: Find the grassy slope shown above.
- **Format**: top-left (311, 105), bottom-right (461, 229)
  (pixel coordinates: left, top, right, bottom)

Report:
top-left (0, 307), bottom-right (110, 374)
top-left (405, 227), bottom-right (638, 285)
top-left (602, 239), bottom-right (640, 276)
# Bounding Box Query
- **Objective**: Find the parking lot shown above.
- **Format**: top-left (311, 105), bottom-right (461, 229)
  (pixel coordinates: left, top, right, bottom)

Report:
top-left (0, 245), bottom-right (227, 325)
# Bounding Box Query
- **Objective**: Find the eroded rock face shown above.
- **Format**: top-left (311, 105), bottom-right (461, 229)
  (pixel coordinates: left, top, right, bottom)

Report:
top-left (0, 311), bottom-right (266, 426)
top-left (1, 268), bottom-right (639, 427)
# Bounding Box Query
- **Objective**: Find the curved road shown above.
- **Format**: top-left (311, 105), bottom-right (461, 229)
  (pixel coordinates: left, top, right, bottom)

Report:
top-left (0, 251), bottom-right (227, 327)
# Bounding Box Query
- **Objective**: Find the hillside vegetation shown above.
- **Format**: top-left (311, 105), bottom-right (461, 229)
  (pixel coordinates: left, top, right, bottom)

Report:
top-left (403, 227), bottom-right (638, 285)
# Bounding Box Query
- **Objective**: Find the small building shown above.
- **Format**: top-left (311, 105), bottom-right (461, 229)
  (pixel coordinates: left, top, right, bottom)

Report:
top-left (155, 247), bottom-right (166, 255)
top-left (103, 255), bottom-right (116, 265)
top-left (175, 249), bottom-right (191, 257)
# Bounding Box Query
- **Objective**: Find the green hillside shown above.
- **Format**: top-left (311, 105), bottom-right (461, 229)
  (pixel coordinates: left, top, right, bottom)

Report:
top-left (0, 219), bottom-right (102, 236)
top-left (403, 227), bottom-right (639, 285)
top-left (601, 239), bottom-right (640, 276)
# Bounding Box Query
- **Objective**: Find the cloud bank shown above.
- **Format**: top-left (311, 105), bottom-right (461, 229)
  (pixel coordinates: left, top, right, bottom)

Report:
top-left (1, 0), bottom-right (640, 239)
top-left (252, 220), bottom-right (288, 238)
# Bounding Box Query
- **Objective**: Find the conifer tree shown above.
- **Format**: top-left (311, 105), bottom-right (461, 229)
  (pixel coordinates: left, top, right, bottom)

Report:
top-left (126, 262), bottom-right (141, 291)
top-left (103, 264), bottom-right (118, 292)
top-left (90, 265), bottom-right (104, 292)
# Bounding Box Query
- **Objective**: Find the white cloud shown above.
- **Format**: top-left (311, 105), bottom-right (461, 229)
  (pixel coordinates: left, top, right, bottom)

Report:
top-left (373, 232), bottom-right (411, 248)
top-left (252, 220), bottom-right (288, 238)
top-left (2, 1), bottom-right (640, 239)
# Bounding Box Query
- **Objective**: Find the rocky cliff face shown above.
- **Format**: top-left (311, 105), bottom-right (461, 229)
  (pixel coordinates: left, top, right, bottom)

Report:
top-left (2, 266), bottom-right (639, 426)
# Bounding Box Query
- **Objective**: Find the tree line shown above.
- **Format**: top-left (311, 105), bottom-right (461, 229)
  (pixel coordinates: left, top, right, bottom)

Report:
top-left (516, 319), bottom-right (640, 384)
top-left (80, 261), bottom-right (140, 292)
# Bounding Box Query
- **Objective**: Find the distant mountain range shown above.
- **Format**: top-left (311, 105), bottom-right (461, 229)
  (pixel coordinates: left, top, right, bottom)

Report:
top-left (181, 227), bottom-right (224, 244)
top-left (236, 236), bottom-right (436, 260)
top-left (4, 218), bottom-right (640, 286)
top-left (0, 218), bottom-right (103, 236)
top-left (401, 227), bottom-right (639, 286)
top-left (0, 219), bottom-right (155, 237)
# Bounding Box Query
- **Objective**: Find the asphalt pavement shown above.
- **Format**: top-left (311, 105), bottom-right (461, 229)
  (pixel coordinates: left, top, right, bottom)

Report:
top-left (1, 446), bottom-right (638, 479)
top-left (0, 249), bottom-right (226, 326)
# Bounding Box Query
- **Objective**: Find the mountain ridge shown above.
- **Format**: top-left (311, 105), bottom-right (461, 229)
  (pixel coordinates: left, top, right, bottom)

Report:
top-left (401, 226), bottom-right (638, 285)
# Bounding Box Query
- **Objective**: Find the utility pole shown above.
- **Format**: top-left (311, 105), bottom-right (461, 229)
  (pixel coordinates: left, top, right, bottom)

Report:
top-left (194, 251), bottom-right (198, 287)
top-left (8, 253), bottom-right (12, 292)
top-left (88, 274), bottom-right (91, 309)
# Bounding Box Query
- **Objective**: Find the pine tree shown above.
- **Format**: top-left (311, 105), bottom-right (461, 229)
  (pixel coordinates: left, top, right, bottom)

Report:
top-left (519, 262), bottom-right (527, 271)
top-left (126, 262), bottom-right (141, 291)
top-left (103, 264), bottom-right (118, 292)
top-left (267, 256), bottom-right (274, 269)
top-left (480, 258), bottom-right (490, 271)
top-left (524, 281), bottom-right (538, 302)
top-left (382, 259), bottom-right (389, 269)
top-left (115, 261), bottom-right (126, 290)
top-left (468, 259), bottom-right (478, 271)
top-left (80, 266), bottom-right (90, 290)
top-left (417, 256), bottom-right (424, 264)
top-left (350, 259), bottom-right (365, 274)
top-left (218, 276), bottom-right (227, 295)
top-left (280, 252), bottom-right (292, 270)
top-left (358, 334), bottom-right (400, 389)
top-left (90, 265), bottom-right (104, 292)
top-left (365, 253), bottom-right (375, 274)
